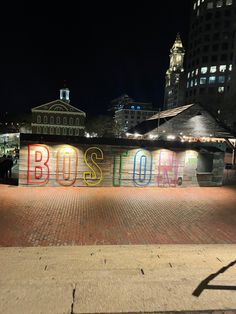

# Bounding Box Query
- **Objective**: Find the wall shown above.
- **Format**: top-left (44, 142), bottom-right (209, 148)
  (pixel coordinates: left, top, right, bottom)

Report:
top-left (19, 139), bottom-right (225, 188)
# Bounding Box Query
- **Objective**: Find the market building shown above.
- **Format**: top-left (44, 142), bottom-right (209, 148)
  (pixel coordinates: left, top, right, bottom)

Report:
top-left (31, 87), bottom-right (86, 137)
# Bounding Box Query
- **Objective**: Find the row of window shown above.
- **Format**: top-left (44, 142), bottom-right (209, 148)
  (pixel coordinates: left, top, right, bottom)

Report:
top-left (191, 7), bottom-right (233, 31)
top-left (187, 53), bottom-right (234, 69)
top-left (36, 115), bottom-right (80, 125)
top-left (189, 41), bottom-right (233, 57)
top-left (36, 126), bottom-right (81, 136)
top-left (189, 31), bottom-right (234, 50)
top-left (194, 0), bottom-right (233, 12)
top-left (188, 64), bottom-right (232, 78)
top-left (123, 110), bottom-right (156, 115)
top-left (186, 85), bottom-right (229, 97)
top-left (187, 74), bottom-right (229, 87)
top-left (195, 0), bottom-right (233, 17)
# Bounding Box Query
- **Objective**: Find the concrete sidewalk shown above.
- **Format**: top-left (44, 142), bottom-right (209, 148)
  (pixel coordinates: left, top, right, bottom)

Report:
top-left (0, 245), bottom-right (236, 314)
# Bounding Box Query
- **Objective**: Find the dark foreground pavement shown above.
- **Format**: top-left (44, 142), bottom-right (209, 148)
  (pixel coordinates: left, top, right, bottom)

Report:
top-left (0, 185), bottom-right (236, 246)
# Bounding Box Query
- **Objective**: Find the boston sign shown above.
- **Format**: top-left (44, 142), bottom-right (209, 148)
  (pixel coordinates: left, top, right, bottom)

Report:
top-left (18, 141), bottom-right (224, 187)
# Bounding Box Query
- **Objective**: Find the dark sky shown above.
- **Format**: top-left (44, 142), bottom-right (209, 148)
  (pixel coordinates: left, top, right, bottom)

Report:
top-left (0, 1), bottom-right (191, 116)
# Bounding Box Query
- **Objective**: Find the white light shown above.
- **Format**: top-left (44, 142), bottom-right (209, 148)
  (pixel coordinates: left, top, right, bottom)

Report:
top-left (134, 133), bottom-right (140, 138)
top-left (167, 135), bottom-right (176, 140)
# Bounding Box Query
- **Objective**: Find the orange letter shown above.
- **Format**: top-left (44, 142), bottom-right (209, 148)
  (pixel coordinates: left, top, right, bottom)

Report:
top-left (56, 146), bottom-right (78, 186)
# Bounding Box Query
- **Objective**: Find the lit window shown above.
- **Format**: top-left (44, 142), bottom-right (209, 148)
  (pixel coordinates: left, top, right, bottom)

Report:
top-left (137, 106), bottom-right (141, 109)
top-left (190, 80), bottom-right (194, 87)
top-left (187, 82), bottom-right (189, 88)
top-left (131, 106), bottom-right (135, 109)
top-left (207, 2), bottom-right (214, 8)
top-left (195, 79), bottom-right (198, 86)
top-left (201, 67), bottom-right (208, 74)
top-left (218, 87), bottom-right (225, 93)
top-left (195, 68), bottom-right (199, 75)
top-left (216, 0), bottom-right (223, 7)
top-left (197, 0), bottom-right (200, 6)
top-left (226, 0), bottom-right (232, 5)
top-left (219, 65), bottom-right (227, 72)
top-left (229, 64), bottom-right (232, 71)
top-left (193, 2), bottom-right (196, 10)
top-left (218, 76), bottom-right (225, 83)
top-left (210, 66), bottom-right (217, 73)
top-left (191, 70), bottom-right (194, 77)
top-left (200, 77), bottom-right (207, 84)
top-left (187, 72), bottom-right (190, 78)
top-left (209, 76), bottom-right (216, 84)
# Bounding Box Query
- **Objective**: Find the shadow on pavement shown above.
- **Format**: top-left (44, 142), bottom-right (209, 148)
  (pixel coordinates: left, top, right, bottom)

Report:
top-left (193, 259), bottom-right (236, 297)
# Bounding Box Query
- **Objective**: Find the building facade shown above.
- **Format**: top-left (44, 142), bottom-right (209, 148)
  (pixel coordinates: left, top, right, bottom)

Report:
top-left (164, 34), bottom-right (186, 110)
top-left (31, 88), bottom-right (86, 136)
top-left (185, 0), bottom-right (236, 127)
top-left (112, 95), bottom-right (157, 136)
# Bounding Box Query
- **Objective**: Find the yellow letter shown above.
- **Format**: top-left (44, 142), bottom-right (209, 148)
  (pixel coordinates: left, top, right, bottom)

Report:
top-left (83, 147), bottom-right (103, 186)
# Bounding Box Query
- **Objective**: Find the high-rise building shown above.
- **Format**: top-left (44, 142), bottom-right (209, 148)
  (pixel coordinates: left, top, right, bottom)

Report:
top-left (164, 34), bottom-right (186, 110)
top-left (185, 0), bottom-right (236, 127)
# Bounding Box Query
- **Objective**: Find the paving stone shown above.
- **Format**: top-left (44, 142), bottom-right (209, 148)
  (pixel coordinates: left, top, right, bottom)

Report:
top-left (0, 185), bottom-right (236, 246)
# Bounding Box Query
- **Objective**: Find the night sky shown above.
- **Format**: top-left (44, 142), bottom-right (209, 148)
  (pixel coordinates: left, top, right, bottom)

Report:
top-left (1, 1), bottom-right (191, 117)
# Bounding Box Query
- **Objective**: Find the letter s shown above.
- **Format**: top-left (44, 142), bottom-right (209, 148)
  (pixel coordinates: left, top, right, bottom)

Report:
top-left (83, 147), bottom-right (103, 186)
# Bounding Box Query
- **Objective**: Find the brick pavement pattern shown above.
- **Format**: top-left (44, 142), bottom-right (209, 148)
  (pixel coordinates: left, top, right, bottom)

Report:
top-left (0, 185), bottom-right (236, 246)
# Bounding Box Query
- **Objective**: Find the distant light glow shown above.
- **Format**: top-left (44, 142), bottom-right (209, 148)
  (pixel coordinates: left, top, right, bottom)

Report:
top-left (167, 135), bottom-right (176, 140)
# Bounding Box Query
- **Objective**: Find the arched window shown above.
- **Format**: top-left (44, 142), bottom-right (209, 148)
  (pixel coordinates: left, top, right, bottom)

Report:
top-left (37, 115), bottom-right (41, 123)
top-left (56, 127), bottom-right (60, 135)
top-left (43, 116), bottom-right (48, 124)
top-left (75, 117), bottom-right (80, 125)
top-left (50, 116), bottom-right (54, 124)
top-left (63, 128), bottom-right (67, 135)
top-left (69, 128), bottom-right (73, 135)
top-left (50, 127), bottom-right (54, 135)
top-left (43, 126), bottom-right (47, 134)
top-left (69, 117), bottom-right (73, 125)
top-left (63, 117), bottom-right (67, 125)
top-left (56, 116), bottom-right (61, 124)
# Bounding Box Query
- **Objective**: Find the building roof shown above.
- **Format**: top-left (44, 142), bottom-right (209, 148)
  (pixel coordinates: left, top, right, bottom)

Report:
top-left (148, 104), bottom-right (193, 120)
top-left (127, 103), bottom-right (235, 139)
top-left (31, 99), bottom-right (86, 116)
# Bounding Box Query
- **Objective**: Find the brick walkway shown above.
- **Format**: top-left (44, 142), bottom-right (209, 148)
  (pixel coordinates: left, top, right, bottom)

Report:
top-left (0, 185), bottom-right (236, 246)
